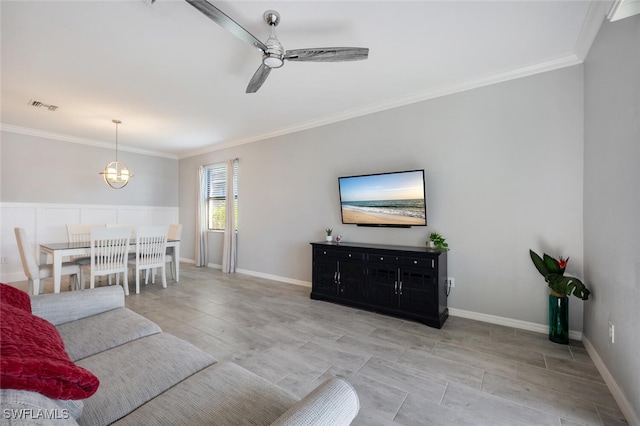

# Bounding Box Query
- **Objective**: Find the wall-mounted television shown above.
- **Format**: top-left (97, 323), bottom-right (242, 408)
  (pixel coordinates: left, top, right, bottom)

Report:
top-left (338, 169), bottom-right (427, 228)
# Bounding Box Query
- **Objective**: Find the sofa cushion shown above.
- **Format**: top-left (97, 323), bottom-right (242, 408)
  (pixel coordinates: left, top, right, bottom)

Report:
top-left (112, 362), bottom-right (297, 426)
top-left (0, 388), bottom-right (84, 424)
top-left (31, 286), bottom-right (125, 326)
top-left (56, 308), bottom-right (162, 361)
top-left (0, 303), bottom-right (99, 400)
top-left (76, 333), bottom-right (216, 426)
top-left (1, 283), bottom-right (31, 313)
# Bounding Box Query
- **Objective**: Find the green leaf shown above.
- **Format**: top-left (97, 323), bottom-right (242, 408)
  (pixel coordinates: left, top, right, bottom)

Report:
top-left (543, 254), bottom-right (561, 275)
top-left (546, 274), bottom-right (590, 301)
top-left (567, 277), bottom-right (590, 300)
top-left (529, 250), bottom-right (549, 277)
top-left (546, 274), bottom-right (567, 294)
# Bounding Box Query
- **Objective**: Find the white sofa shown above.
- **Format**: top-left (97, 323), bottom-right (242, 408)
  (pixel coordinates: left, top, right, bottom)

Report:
top-left (1, 286), bottom-right (359, 425)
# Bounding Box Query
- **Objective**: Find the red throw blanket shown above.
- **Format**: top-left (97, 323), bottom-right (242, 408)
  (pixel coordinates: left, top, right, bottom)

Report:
top-left (0, 284), bottom-right (99, 399)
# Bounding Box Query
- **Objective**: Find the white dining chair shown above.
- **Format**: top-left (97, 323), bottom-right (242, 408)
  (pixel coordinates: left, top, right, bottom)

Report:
top-left (165, 224), bottom-right (182, 280)
top-left (14, 227), bottom-right (81, 295)
top-left (129, 225), bottom-right (168, 294)
top-left (67, 224), bottom-right (106, 281)
top-left (85, 227), bottom-right (131, 295)
top-left (67, 224), bottom-right (106, 246)
top-left (106, 224), bottom-right (137, 241)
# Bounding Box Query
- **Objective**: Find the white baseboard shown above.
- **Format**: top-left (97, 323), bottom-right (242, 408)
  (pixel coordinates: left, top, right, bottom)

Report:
top-left (200, 262), bottom-right (311, 287)
top-left (582, 337), bottom-right (639, 425)
top-left (448, 307), bottom-right (583, 341)
top-left (1, 271), bottom-right (27, 283)
top-left (236, 268), bottom-right (311, 288)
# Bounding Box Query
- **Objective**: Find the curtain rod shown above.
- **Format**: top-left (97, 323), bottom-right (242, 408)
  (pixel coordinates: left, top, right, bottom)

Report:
top-left (202, 158), bottom-right (239, 168)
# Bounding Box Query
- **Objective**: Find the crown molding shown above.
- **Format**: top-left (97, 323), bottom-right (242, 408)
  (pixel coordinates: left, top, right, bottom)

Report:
top-left (574, 0), bottom-right (611, 61)
top-left (2, 50), bottom-right (588, 162)
top-left (180, 53), bottom-right (582, 159)
top-left (607, 0), bottom-right (640, 21)
top-left (0, 124), bottom-right (178, 160)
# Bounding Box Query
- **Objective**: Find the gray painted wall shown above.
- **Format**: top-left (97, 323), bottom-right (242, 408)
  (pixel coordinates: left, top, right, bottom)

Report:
top-left (1, 131), bottom-right (179, 206)
top-left (584, 15), bottom-right (640, 419)
top-left (180, 65), bottom-right (585, 330)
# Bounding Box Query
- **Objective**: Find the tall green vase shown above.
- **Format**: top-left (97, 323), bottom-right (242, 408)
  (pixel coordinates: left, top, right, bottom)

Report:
top-left (548, 292), bottom-right (569, 344)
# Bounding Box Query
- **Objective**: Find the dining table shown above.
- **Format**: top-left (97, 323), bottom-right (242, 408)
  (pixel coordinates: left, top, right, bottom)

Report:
top-left (38, 239), bottom-right (180, 294)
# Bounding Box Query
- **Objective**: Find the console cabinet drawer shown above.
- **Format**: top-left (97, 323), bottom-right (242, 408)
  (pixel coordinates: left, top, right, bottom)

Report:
top-left (369, 254), bottom-right (398, 264)
top-left (398, 256), bottom-right (434, 269)
top-left (314, 248), bottom-right (365, 262)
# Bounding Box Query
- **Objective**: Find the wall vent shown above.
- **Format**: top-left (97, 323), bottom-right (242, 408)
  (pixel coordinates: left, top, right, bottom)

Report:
top-left (29, 99), bottom-right (59, 111)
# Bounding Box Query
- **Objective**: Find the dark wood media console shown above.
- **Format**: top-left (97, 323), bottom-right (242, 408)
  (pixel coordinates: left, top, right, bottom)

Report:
top-left (310, 241), bottom-right (448, 328)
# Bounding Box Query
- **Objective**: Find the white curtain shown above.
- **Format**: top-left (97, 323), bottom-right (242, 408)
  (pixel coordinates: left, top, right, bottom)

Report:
top-left (195, 165), bottom-right (208, 267)
top-left (222, 159), bottom-right (238, 273)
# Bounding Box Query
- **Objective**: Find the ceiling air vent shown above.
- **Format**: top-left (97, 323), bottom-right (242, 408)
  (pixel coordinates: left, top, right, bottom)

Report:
top-left (29, 99), bottom-right (59, 111)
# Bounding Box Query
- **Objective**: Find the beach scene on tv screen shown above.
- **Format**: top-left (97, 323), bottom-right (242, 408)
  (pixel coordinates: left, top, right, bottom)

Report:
top-left (340, 171), bottom-right (426, 225)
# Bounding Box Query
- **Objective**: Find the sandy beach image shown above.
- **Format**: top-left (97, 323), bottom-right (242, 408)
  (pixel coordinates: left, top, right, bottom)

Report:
top-left (339, 170), bottom-right (427, 226)
top-left (342, 206), bottom-right (425, 225)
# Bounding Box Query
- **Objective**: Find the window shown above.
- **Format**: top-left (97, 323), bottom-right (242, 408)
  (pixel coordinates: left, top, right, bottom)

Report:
top-left (204, 162), bottom-right (238, 231)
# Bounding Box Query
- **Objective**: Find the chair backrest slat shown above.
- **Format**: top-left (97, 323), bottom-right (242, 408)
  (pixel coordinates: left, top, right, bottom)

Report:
top-left (67, 224), bottom-right (106, 244)
top-left (91, 227), bottom-right (131, 274)
top-left (136, 226), bottom-right (168, 268)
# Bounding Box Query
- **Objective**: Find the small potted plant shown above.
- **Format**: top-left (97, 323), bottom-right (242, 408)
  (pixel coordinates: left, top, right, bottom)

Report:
top-left (530, 250), bottom-right (590, 344)
top-left (325, 228), bottom-right (333, 242)
top-left (427, 232), bottom-right (449, 251)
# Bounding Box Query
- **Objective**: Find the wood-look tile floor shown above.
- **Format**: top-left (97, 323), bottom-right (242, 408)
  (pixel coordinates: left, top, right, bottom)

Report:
top-left (17, 264), bottom-right (628, 425)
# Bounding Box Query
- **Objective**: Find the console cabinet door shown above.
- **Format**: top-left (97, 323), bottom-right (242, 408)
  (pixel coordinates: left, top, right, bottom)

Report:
top-left (367, 255), bottom-right (399, 309)
top-left (338, 259), bottom-right (366, 301)
top-left (398, 265), bottom-right (437, 315)
top-left (313, 255), bottom-right (338, 297)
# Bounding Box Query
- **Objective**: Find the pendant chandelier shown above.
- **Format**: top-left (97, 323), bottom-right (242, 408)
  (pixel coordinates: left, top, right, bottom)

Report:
top-left (100, 119), bottom-right (133, 189)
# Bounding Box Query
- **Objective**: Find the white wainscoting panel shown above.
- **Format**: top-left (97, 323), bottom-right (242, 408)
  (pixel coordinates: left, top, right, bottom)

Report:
top-left (0, 202), bottom-right (178, 283)
top-left (38, 207), bottom-right (81, 245)
top-left (80, 208), bottom-right (118, 224)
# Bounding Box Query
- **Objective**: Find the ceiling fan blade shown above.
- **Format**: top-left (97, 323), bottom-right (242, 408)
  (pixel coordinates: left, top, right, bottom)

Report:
top-left (185, 0), bottom-right (267, 53)
top-left (246, 64), bottom-right (272, 93)
top-left (284, 47), bottom-right (369, 62)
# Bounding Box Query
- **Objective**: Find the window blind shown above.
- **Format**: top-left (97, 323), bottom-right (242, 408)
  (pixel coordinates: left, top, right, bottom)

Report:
top-left (204, 162), bottom-right (238, 231)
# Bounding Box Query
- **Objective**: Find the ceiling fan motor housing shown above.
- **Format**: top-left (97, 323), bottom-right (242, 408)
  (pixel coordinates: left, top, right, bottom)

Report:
top-left (262, 10), bottom-right (284, 68)
top-left (263, 38), bottom-right (284, 68)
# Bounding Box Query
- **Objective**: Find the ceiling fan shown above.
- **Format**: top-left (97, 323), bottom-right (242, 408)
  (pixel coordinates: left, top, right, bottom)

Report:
top-left (185, 0), bottom-right (369, 93)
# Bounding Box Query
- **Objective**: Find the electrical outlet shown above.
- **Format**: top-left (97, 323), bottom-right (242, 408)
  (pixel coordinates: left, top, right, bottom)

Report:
top-left (447, 277), bottom-right (455, 288)
top-left (609, 322), bottom-right (615, 343)
top-left (0, 257), bottom-right (7, 264)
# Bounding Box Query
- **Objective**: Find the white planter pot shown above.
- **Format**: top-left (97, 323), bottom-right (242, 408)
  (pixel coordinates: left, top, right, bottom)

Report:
top-left (325, 236), bottom-right (333, 242)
